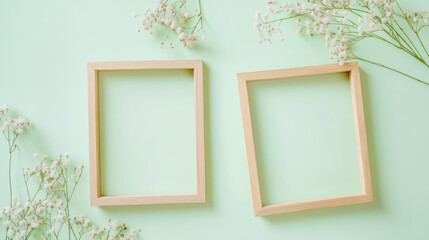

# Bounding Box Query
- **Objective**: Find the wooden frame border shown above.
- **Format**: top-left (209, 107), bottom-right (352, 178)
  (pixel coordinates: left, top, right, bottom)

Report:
top-left (237, 62), bottom-right (372, 216)
top-left (88, 60), bottom-right (205, 206)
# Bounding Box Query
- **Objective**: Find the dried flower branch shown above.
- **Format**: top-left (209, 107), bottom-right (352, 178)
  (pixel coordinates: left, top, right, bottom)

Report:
top-left (0, 105), bottom-right (140, 239)
top-left (255, 0), bottom-right (429, 85)
top-left (0, 104), bottom-right (30, 206)
top-left (133, 0), bottom-right (206, 48)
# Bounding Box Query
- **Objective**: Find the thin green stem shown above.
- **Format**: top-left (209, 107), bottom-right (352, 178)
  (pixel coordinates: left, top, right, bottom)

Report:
top-left (356, 0), bottom-right (427, 66)
top-left (367, 32), bottom-right (405, 51)
top-left (390, 19), bottom-right (425, 61)
top-left (191, 17), bottom-right (202, 33)
top-left (199, 0), bottom-right (202, 21)
top-left (64, 171), bottom-right (71, 240)
top-left (23, 170), bottom-right (31, 200)
top-left (172, 0), bottom-right (185, 19)
top-left (416, 32), bottom-right (429, 59)
top-left (396, 2), bottom-right (429, 59)
top-left (361, 3), bottom-right (421, 60)
top-left (197, 0), bottom-right (203, 33)
top-left (354, 56), bottom-right (429, 85)
top-left (336, 8), bottom-right (424, 65)
top-left (385, 21), bottom-right (420, 58)
top-left (259, 13), bottom-right (309, 26)
top-left (8, 149), bottom-right (12, 206)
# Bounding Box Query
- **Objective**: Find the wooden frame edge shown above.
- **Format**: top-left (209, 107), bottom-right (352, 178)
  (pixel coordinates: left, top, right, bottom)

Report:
top-left (93, 194), bottom-right (205, 207)
top-left (88, 60), bottom-right (203, 71)
top-left (88, 60), bottom-right (205, 206)
top-left (237, 75), bottom-right (264, 215)
top-left (349, 62), bottom-right (373, 200)
top-left (88, 62), bottom-right (100, 206)
top-left (237, 62), bottom-right (373, 217)
top-left (194, 60), bottom-right (206, 203)
top-left (256, 193), bottom-right (373, 217)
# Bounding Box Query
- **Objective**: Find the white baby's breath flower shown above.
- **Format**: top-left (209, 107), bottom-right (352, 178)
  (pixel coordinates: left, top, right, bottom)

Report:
top-left (255, 11), bottom-right (261, 20)
top-left (7, 228), bottom-right (14, 238)
top-left (54, 210), bottom-right (65, 222)
top-left (3, 220), bottom-right (11, 227)
top-left (84, 218), bottom-right (90, 227)
top-left (55, 200), bottom-right (63, 208)
top-left (0, 104), bottom-right (9, 112)
top-left (263, 13), bottom-right (269, 20)
top-left (30, 221), bottom-right (39, 229)
top-left (178, 32), bottom-right (186, 40)
top-left (1, 136), bottom-right (137, 239)
top-left (170, 21), bottom-right (177, 30)
top-left (1, 119), bottom-right (11, 132)
top-left (51, 160), bottom-right (59, 170)
top-left (128, 229), bottom-right (138, 238)
top-left (47, 226), bottom-right (58, 235)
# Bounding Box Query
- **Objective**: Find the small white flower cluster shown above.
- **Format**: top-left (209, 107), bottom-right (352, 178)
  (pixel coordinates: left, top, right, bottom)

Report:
top-left (254, 0), bottom-right (429, 66)
top-left (84, 218), bottom-right (141, 240)
top-left (133, 0), bottom-right (206, 48)
top-left (0, 104), bottom-right (30, 135)
top-left (1, 152), bottom-right (140, 240)
top-left (404, 10), bottom-right (429, 30)
top-left (0, 106), bottom-right (140, 239)
top-left (0, 104), bottom-right (8, 118)
top-left (327, 29), bottom-right (351, 65)
top-left (255, 0), bottom-right (356, 64)
top-left (0, 199), bottom-right (44, 239)
top-left (369, 0), bottom-right (395, 16)
top-left (27, 153), bottom-right (82, 195)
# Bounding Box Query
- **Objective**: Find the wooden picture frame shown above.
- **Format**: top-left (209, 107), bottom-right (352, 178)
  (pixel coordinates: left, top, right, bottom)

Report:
top-left (237, 62), bottom-right (372, 217)
top-left (88, 60), bottom-right (205, 206)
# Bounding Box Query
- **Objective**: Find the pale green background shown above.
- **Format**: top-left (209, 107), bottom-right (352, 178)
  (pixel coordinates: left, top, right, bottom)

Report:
top-left (0, 0), bottom-right (429, 239)
top-left (98, 70), bottom-right (197, 196)
top-left (248, 73), bottom-right (362, 205)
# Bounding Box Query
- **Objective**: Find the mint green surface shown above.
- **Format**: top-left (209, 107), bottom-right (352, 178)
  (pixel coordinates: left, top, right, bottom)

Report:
top-left (1, 0), bottom-right (429, 239)
top-left (99, 70), bottom-right (196, 196)
top-left (248, 73), bottom-right (361, 205)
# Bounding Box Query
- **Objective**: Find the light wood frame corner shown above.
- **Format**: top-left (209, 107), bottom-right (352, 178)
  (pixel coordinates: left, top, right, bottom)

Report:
top-left (88, 60), bottom-right (205, 206)
top-left (237, 62), bottom-right (373, 217)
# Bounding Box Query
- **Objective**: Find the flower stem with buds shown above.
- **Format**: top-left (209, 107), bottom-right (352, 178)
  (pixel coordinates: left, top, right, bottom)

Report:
top-left (255, 0), bottom-right (429, 85)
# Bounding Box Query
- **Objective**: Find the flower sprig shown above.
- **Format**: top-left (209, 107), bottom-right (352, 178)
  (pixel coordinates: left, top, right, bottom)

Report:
top-left (133, 0), bottom-right (206, 48)
top-left (0, 105), bottom-right (140, 239)
top-left (255, 0), bottom-right (429, 85)
top-left (1, 153), bottom-right (140, 240)
top-left (0, 104), bottom-right (30, 206)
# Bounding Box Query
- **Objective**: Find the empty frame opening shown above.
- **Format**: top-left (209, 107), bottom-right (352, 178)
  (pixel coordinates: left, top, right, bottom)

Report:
top-left (98, 69), bottom-right (197, 196)
top-left (247, 73), bottom-right (362, 206)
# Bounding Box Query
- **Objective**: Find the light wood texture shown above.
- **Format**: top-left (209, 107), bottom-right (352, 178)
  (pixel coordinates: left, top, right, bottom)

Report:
top-left (237, 62), bottom-right (373, 217)
top-left (87, 60), bottom-right (205, 206)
